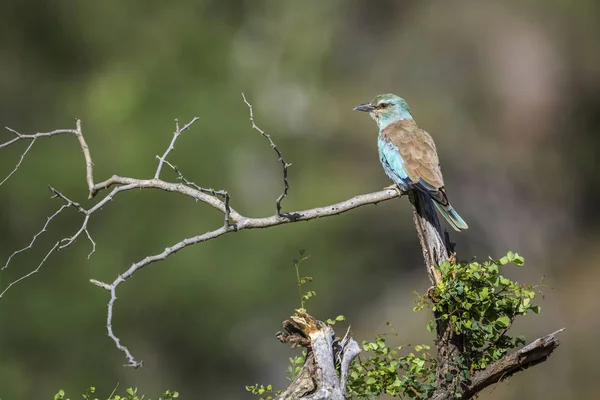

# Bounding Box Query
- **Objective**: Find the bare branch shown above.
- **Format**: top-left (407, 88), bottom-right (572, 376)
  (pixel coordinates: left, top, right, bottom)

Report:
top-left (154, 117), bottom-right (199, 180)
top-left (0, 113), bottom-right (395, 368)
top-left (84, 187), bottom-right (398, 364)
top-left (0, 139), bottom-right (36, 186)
top-left (73, 119), bottom-right (95, 197)
top-left (0, 185), bottom-right (100, 296)
top-left (1, 126), bottom-right (77, 148)
top-left (0, 241), bottom-right (60, 299)
top-left (242, 93), bottom-right (291, 216)
top-left (1, 122), bottom-right (399, 363)
top-left (432, 328), bottom-right (565, 400)
top-left (2, 202), bottom-right (70, 270)
top-left (163, 159), bottom-right (232, 228)
top-left (1, 122), bottom-right (96, 197)
top-left (90, 175), bottom-right (234, 215)
top-left (84, 228), bottom-right (96, 259)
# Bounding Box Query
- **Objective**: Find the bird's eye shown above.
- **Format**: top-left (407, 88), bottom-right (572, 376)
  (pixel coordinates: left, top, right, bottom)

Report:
top-left (379, 103), bottom-right (389, 108)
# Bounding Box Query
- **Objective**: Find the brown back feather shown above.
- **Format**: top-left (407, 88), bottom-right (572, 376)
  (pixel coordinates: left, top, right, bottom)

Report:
top-left (381, 120), bottom-right (450, 206)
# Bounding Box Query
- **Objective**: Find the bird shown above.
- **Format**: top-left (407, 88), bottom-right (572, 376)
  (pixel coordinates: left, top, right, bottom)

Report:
top-left (354, 93), bottom-right (468, 231)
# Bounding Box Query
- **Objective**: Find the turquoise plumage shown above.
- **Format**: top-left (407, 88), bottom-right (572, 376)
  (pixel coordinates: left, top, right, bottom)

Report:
top-left (354, 93), bottom-right (468, 231)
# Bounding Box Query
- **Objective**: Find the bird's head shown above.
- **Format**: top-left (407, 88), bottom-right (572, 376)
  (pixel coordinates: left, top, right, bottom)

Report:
top-left (354, 93), bottom-right (413, 129)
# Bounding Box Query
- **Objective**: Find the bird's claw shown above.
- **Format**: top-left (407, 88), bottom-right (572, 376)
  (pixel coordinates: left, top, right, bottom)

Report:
top-left (384, 184), bottom-right (403, 197)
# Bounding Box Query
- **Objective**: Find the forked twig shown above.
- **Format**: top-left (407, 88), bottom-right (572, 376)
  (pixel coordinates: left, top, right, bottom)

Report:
top-left (242, 93), bottom-right (291, 216)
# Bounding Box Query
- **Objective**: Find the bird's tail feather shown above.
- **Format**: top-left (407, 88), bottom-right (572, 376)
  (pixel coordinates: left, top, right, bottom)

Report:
top-left (433, 202), bottom-right (469, 232)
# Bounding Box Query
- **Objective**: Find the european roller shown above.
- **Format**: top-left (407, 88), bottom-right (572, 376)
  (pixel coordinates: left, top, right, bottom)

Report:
top-left (354, 93), bottom-right (468, 231)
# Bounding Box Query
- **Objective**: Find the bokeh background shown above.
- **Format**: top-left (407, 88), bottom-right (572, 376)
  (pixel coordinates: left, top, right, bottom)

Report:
top-left (1, 1), bottom-right (598, 399)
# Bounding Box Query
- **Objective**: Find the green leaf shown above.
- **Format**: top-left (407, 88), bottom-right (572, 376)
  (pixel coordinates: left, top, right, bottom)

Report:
top-left (512, 253), bottom-right (525, 266)
top-left (479, 287), bottom-right (489, 300)
top-left (427, 320), bottom-right (434, 332)
top-left (496, 316), bottom-right (511, 327)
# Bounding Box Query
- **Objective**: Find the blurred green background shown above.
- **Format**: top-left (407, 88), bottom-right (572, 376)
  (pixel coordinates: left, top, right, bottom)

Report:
top-left (1, 0), bottom-right (598, 399)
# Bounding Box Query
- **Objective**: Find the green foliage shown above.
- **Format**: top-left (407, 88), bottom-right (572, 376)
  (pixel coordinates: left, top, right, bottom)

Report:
top-left (245, 350), bottom-right (308, 399)
top-left (287, 352), bottom-right (307, 381)
top-left (293, 250), bottom-right (314, 311)
top-left (326, 314), bottom-right (347, 326)
top-left (52, 386), bottom-right (179, 400)
top-left (417, 251), bottom-right (541, 370)
top-left (245, 384), bottom-right (277, 400)
top-left (247, 251), bottom-right (541, 399)
top-left (346, 330), bottom-right (436, 399)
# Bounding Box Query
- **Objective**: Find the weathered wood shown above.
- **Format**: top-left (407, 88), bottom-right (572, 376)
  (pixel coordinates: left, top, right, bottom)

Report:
top-left (408, 190), bottom-right (453, 284)
top-left (432, 328), bottom-right (565, 400)
top-left (277, 311), bottom-right (360, 400)
top-left (409, 190), bottom-right (464, 392)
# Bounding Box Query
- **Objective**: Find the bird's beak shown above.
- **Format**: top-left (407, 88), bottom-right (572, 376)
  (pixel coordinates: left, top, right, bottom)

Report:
top-left (353, 103), bottom-right (374, 112)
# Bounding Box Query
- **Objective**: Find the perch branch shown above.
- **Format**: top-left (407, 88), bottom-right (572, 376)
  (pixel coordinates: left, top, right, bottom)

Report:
top-left (1, 108), bottom-right (400, 366)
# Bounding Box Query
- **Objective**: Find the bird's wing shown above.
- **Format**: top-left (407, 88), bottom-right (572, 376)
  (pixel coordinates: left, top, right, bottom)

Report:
top-left (382, 121), bottom-right (448, 205)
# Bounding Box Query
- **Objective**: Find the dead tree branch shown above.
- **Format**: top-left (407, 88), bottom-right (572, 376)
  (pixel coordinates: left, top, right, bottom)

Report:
top-left (276, 311), bottom-right (361, 400)
top-left (0, 103), bottom-right (400, 367)
top-left (432, 328), bottom-right (565, 400)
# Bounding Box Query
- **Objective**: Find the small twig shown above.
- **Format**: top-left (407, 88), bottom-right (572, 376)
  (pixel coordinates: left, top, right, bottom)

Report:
top-left (162, 159), bottom-right (232, 228)
top-left (0, 241), bottom-right (60, 299)
top-left (1, 122), bottom-right (96, 196)
top-left (84, 229), bottom-right (96, 259)
top-left (242, 93), bottom-right (291, 216)
top-left (73, 120), bottom-right (95, 197)
top-left (48, 185), bottom-right (87, 214)
top-left (1, 186), bottom-right (99, 295)
top-left (2, 203), bottom-right (71, 270)
top-left (0, 139), bottom-right (36, 186)
top-left (154, 117), bottom-right (199, 180)
top-left (107, 382), bottom-right (120, 399)
top-left (1, 126), bottom-right (77, 148)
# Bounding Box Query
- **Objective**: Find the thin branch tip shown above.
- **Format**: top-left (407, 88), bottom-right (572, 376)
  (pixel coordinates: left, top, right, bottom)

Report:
top-left (241, 94), bottom-right (290, 215)
top-left (90, 279), bottom-right (111, 290)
